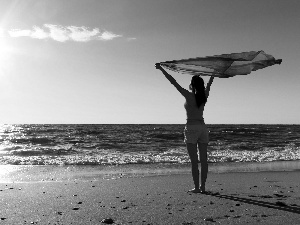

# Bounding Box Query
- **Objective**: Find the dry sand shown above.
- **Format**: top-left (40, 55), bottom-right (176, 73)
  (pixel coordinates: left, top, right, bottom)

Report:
top-left (1, 171), bottom-right (300, 224)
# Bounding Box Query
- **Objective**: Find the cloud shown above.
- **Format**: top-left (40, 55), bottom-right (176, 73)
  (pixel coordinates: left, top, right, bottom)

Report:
top-left (31, 26), bottom-right (49, 39)
top-left (8, 29), bottom-right (32, 37)
top-left (68, 26), bottom-right (100, 42)
top-left (44, 24), bottom-right (70, 42)
top-left (127, 37), bottom-right (137, 41)
top-left (99, 31), bottom-right (122, 41)
top-left (7, 24), bottom-right (123, 42)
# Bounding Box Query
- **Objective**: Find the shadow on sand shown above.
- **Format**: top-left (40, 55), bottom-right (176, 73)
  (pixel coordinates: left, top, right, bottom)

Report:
top-left (204, 191), bottom-right (300, 214)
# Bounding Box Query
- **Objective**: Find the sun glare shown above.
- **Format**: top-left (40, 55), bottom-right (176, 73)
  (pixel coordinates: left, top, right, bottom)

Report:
top-left (0, 32), bottom-right (14, 76)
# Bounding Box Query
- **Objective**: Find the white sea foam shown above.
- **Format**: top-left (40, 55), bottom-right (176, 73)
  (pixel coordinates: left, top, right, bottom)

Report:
top-left (1, 147), bottom-right (299, 165)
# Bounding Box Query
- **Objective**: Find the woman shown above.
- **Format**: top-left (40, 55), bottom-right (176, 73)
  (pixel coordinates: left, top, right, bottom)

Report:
top-left (155, 63), bottom-right (214, 193)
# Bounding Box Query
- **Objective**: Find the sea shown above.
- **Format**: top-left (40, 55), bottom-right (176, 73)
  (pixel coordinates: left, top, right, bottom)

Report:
top-left (0, 124), bottom-right (300, 181)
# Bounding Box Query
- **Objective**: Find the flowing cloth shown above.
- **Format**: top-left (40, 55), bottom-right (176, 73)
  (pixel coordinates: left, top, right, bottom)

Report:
top-left (159, 50), bottom-right (282, 78)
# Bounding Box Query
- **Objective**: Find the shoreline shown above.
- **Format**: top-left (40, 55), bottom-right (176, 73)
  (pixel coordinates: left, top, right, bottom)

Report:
top-left (1, 160), bottom-right (300, 183)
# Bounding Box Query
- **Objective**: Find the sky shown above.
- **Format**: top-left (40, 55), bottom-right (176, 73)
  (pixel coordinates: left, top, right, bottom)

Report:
top-left (0, 0), bottom-right (299, 124)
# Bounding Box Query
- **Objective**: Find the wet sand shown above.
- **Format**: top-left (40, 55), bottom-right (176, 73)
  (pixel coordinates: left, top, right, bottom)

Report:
top-left (1, 170), bottom-right (300, 224)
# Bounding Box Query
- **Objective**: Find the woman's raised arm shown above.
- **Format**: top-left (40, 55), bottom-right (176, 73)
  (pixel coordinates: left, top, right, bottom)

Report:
top-left (205, 76), bottom-right (214, 98)
top-left (155, 63), bottom-right (187, 95)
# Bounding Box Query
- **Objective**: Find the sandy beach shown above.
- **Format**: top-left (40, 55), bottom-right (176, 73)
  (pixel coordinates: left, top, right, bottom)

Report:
top-left (1, 169), bottom-right (300, 224)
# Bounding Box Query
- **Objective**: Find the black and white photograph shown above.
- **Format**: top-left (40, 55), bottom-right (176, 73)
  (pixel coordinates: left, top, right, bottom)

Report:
top-left (0, 0), bottom-right (300, 224)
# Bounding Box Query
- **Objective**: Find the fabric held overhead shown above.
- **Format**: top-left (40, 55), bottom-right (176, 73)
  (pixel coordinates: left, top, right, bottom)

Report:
top-left (159, 50), bottom-right (282, 78)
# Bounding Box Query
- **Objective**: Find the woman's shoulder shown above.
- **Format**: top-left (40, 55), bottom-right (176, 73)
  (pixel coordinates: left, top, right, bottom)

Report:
top-left (181, 89), bottom-right (193, 97)
top-left (183, 91), bottom-right (196, 100)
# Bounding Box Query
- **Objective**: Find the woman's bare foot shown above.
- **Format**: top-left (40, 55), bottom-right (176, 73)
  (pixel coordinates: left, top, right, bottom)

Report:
top-left (200, 185), bottom-right (206, 193)
top-left (187, 188), bottom-right (201, 193)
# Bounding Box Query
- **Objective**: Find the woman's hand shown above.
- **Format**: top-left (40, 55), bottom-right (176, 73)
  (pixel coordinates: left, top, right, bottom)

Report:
top-left (155, 63), bottom-right (162, 70)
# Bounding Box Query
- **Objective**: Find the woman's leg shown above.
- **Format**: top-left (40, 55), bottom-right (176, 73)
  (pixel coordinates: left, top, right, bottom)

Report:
top-left (198, 143), bottom-right (208, 192)
top-left (186, 143), bottom-right (200, 192)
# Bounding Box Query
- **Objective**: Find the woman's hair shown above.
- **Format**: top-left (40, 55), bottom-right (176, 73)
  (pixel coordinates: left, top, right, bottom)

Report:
top-left (191, 76), bottom-right (207, 108)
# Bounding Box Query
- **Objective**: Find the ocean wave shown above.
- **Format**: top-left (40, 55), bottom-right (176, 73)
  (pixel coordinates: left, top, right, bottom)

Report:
top-left (1, 145), bottom-right (77, 156)
top-left (209, 147), bottom-right (300, 163)
top-left (146, 132), bottom-right (183, 140)
top-left (1, 147), bottom-right (299, 166)
top-left (1, 124), bottom-right (300, 166)
top-left (9, 137), bottom-right (54, 145)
